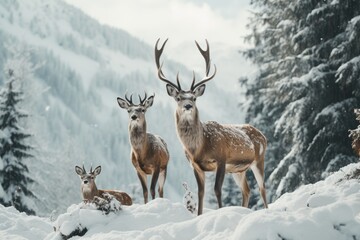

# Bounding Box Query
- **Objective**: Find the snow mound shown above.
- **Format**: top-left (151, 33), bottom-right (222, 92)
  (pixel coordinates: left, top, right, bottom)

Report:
top-left (1, 163), bottom-right (359, 239)
top-left (234, 163), bottom-right (360, 240)
top-left (46, 198), bottom-right (193, 240)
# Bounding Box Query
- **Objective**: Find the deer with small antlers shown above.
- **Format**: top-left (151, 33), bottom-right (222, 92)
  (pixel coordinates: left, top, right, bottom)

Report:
top-left (117, 93), bottom-right (170, 204)
top-left (155, 39), bottom-right (268, 215)
top-left (75, 165), bottom-right (133, 205)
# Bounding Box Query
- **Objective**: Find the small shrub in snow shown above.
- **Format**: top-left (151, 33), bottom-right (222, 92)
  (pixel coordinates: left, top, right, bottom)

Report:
top-left (90, 192), bottom-right (122, 215)
top-left (182, 182), bottom-right (197, 214)
top-left (340, 167), bottom-right (360, 181)
top-left (349, 108), bottom-right (360, 157)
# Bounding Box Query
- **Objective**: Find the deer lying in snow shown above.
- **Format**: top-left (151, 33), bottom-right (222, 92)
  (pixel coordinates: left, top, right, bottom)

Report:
top-left (155, 39), bottom-right (268, 215)
top-left (75, 165), bottom-right (132, 205)
top-left (117, 93), bottom-right (170, 204)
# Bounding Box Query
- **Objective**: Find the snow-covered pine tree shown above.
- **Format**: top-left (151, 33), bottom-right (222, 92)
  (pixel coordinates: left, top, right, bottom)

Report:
top-left (241, 0), bottom-right (360, 203)
top-left (0, 50), bottom-right (36, 215)
top-left (350, 109), bottom-right (360, 157)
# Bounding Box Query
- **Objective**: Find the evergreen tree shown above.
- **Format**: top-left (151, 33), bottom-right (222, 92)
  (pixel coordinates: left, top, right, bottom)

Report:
top-left (241, 0), bottom-right (360, 203)
top-left (0, 52), bottom-right (36, 215)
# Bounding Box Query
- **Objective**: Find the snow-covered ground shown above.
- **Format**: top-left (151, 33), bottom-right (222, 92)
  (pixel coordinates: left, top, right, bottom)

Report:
top-left (1, 163), bottom-right (359, 240)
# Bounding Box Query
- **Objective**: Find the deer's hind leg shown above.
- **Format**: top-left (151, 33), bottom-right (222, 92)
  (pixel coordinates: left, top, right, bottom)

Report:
top-left (158, 167), bottom-right (167, 198)
top-left (214, 161), bottom-right (226, 209)
top-left (250, 156), bottom-right (268, 208)
top-left (232, 172), bottom-right (250, 207)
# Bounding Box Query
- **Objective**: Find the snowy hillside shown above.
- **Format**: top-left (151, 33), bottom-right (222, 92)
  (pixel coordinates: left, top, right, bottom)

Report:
top-left (0, 0), bottom-right (243, 216)
top-left (0, 163), bottom-right (359, 239)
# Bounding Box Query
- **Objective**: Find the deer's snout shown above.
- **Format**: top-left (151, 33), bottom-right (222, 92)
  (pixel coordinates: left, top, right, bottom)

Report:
top-left (131, 115), bottom-right (137, 120)
top-left (184, 104), bottom-right (193, 110)
top-left (83, 180), bottom-right (89, 184)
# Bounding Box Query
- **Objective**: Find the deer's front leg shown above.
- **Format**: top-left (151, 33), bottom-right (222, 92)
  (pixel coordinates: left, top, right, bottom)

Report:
top-left (193, 165), bottom-right (205, 215)
top-left (137, 171), bottom-right (148, 204)
top-left (132, 153), bottom-right (148, 204)
top-left (214, 160), bottom-right (225, 209)
top-left (150, 167), bottom-right (160, 200)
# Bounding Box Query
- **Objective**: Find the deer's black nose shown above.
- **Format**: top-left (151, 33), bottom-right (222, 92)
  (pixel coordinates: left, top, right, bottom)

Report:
top-left (84, 180), bottom-right (88, 184)
top-left (184, 104), bottom-right (192, 110)
top-left (131, 115), bottom-right (137, 120)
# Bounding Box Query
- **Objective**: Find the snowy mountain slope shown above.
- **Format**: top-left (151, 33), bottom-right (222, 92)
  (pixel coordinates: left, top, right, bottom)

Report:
top-left (0, 163), bottom-right (359, 239)
top-left (0, 0), bottom-right (243, 216)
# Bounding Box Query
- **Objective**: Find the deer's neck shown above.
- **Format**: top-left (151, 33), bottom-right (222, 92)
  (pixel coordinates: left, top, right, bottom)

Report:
top-left (129, 120), bottom-right (147, 153)
top-left (82, 183), bottom-right (99, 200)
top-left (176, 108), bottom-right (204, 157)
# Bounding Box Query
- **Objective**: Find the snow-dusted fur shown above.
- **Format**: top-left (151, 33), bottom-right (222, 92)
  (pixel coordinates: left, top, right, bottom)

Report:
top-left (117, 94), bottom-right (170, 204)
top-left (155, 39), bottom-right (268, 215)
top-left (75, 165), bottom-right (133, 206)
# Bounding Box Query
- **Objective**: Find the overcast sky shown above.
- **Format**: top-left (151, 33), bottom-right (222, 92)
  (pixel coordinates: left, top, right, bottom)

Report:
top-left (64, 0), bottom-right (252, 48)
top-left (63, 0), bottom-right (256, 96)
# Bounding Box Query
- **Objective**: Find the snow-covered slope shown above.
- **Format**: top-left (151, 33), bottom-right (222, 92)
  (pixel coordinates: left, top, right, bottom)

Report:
top-left (1, 163), bottom-right (359, 239)
top-left (0, 0), bottom-right (243, 216)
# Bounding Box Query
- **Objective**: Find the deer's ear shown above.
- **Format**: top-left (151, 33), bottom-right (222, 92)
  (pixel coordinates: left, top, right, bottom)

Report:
top-left (93, 166), bottom-right (101, 176)
top-left (117, 97), bottom-right (129, 109)
top-left (194, 84), bottom-right (206, 97)
top-left (144, 95), bottom-right (154, 109)
top-left (166, 84), bottom-right (178, 98)
top-left (75, 166), bottom-right (84, 176)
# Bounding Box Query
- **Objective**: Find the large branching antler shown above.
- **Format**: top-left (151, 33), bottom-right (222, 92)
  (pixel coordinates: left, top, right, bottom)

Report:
top-left (155, 38), bottom-right (182, 91)
top-left (191, 40), bottom-right (217, 91)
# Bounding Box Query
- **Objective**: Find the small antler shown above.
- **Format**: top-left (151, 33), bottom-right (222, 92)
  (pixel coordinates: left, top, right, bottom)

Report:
top-left (125, 93), bottom-right (134, 105)
top-left (82, 164), bottom-right (86, 174)
top-left (138, 92), bottom-right (148, 105)
top-left (155, 38), bottom-right (181, 91)
top-left (191, 40), bottom-right (217, 91)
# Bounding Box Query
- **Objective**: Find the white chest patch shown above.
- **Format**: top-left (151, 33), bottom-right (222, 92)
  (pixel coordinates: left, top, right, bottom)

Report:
top-left (82, 185), bottom-right (92, 193)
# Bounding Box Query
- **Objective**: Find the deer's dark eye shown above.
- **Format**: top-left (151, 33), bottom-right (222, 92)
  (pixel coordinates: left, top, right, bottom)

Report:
top-left (127, 109), bottom-right (131, 113)
top-left (141, 109), bottom-right (145, 113)
top-left (193, 97), bottom-right (196, 101)
top-left (176, 97), bottom-right (181, 102)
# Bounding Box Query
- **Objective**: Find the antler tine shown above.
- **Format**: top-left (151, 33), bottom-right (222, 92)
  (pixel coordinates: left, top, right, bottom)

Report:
top-left (176, 72), bottom-right (182, 90)
top-left (155, 38), bottom-right (181, 90)
top-left (155, 38), bottom-right (168, 70)
top-left (195, 39), bottom-right (210, 75)
top-left (125, 92), bottom-right (134, 105)
top-left (190, 71), bottom-right (196, 90)
top-left (138, 92), bottom-right (148, 105)
top-left (191, 40), bottom-right (217, 91)
top-left (90, 163), bottom-right (93, 173)
top-left (82, 164), bottom-right (86, 174)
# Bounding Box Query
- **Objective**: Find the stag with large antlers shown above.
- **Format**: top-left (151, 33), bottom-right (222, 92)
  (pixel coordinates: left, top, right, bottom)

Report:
top-left (117, 93), bottom-right (170, 204)
top-left (75, 165), bottom-right (133, 205)
top-left (155, 39), bottom-right (268, 215)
